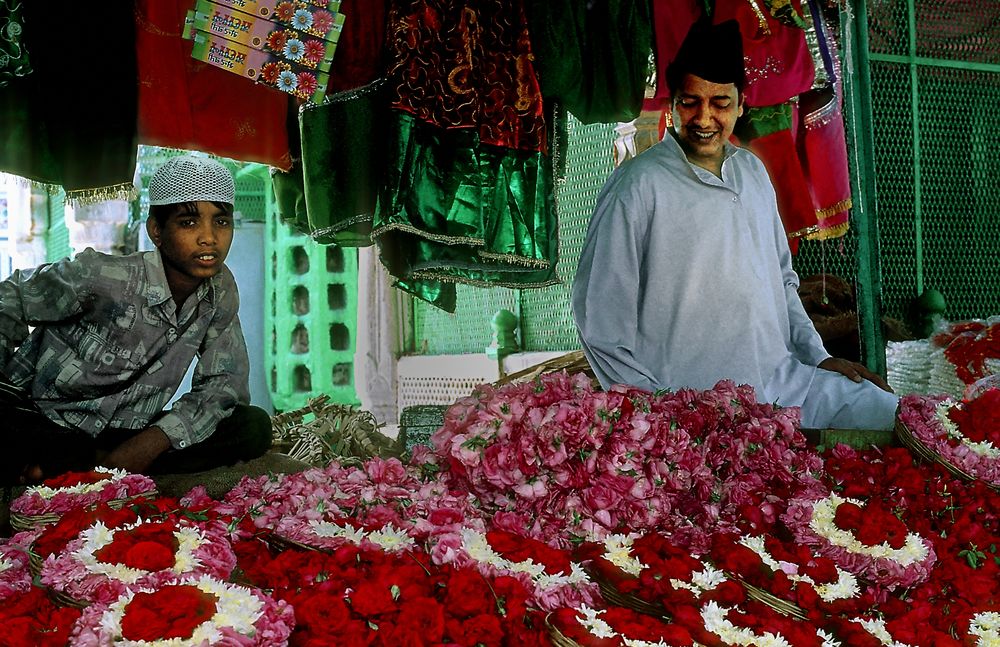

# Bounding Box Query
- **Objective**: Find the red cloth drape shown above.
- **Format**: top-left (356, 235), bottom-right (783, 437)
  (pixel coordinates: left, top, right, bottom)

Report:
top-left (135, 0), bottom-right (292, 170)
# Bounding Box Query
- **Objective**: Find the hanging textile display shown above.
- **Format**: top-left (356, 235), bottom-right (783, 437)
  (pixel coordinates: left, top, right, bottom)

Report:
top-left (0, 1), bottom-right (137, 205)
top-left (136, 0), bottom-right (293, 170)
top-left (271, 0), bottom-right (390, 243)
top-left (651, 0), bottom-right (851, 251)
top-left (523, 0), bottom-right (653, 125)
top-left (298, 79), bottom-right (388, 246)
top-left (373, 0), bottom-right (558, 312)
top-left (0, 0), bottom-right (30, 87)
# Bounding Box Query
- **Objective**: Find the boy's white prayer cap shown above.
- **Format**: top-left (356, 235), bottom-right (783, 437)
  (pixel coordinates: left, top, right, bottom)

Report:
top-left (148, 155), bottom-right (235, 206)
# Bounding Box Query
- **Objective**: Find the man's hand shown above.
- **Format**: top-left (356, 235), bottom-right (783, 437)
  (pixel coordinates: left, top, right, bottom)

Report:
top-left (100, 427), bottom-right (172, 474)
top-left (818, 357), bottom-right (894, 393)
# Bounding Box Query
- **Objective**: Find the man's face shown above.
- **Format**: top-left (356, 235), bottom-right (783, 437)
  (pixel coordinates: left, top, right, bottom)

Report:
top-left (671, 73), bottom-right (744, 170)
top-left (147, 201), bottom-right (234, 295)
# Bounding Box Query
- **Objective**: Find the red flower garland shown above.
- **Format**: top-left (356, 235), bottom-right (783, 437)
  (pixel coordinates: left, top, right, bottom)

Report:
top-left (93, 521), bottom-right (179, 572)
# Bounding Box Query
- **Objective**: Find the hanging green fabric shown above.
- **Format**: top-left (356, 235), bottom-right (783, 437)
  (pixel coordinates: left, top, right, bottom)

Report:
top-left (523, 0), bottom-right (653, 125)
top-left (0, 1), bottom-right (137, 205)
top-left (298, 79), bottom-right (388, 247)
top-left (0, 0), bottom-right (30, 87)
top-left (375, 110), bottom-right (558, 313)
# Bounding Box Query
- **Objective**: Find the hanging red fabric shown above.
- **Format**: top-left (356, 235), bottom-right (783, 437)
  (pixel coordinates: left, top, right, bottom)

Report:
top-left (135, 0), bottom-right (293, 170)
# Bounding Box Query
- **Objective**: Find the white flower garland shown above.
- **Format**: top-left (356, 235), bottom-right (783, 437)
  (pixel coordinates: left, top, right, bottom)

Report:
top-left (602, 534), bottom-right (645, 576)
top-left (460, 528), bottom-right (590, 590)
top-left (934, 400), bottom-right (1000, 458)
top-left (73, 520), bottom-right (204, 584)
top-left (28, 467), bottom-right (129, 499)
top-left (308, 519), bottom-right (416, 553)
top-left (969, 611), bottom-right (1000, 646)
top-left (808, 494), bottom-right (930, 566)
top-left (737, 535), bottom-right (860, 602)
top-left (855, 617), bottom-right (916, 647)
top-left (92, 575), bottom-right (264, 647)
top-left (701, 601), bottom-right (841, 647)
top-left (575, 605), bottom-right (699, 647)
top-left (599, 533), bottom-right (725, 594)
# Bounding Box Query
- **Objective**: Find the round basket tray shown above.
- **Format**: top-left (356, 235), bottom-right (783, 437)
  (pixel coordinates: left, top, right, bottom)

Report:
top-left (585, 567), bottom-right (669, 620)
top-left (737, 578), bottom-right (808, 621)
top-left (266, 532), bottom-right (323, 554)
top-left (47, 586), bottom-right (89, 609)
top-left (545, 614), bottom-right (583, 647)
top-left (894, 420), bottom-right (977, 483)
top-left (8, 511), bottom-right (60, 532)
top-left (27, 549), bottom-right (44, 577)
top-left (9, 490), bottom-right (160, 533)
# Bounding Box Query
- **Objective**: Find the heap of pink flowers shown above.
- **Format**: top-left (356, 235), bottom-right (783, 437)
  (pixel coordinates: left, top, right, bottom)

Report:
top-left (428, 372), bottom-right (827, 553)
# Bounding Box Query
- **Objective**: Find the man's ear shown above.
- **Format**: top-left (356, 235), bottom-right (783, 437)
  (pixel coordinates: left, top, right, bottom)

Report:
top-left (145, 217), bottom-right (162, 248)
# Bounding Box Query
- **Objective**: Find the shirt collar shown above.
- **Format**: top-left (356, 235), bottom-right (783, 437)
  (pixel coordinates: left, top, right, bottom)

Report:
top-left (142, 250), bottom-right (217, 308)
top-left (662, 133), bottom-right (743, 185)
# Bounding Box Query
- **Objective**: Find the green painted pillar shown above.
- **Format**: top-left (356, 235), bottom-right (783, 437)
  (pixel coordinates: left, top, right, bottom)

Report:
top-left (842, 0), bottom-right (887, 377)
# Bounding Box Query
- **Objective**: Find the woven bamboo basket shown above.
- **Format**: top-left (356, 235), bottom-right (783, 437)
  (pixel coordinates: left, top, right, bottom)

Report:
top-left (28, 549), bottom-right (43, 576)
top-left (47, 586), bottom-right (89, 609)
top-left (737, 578), bottom-right (809, 621)
top-left (894, 420), bottom-right (977, 483)
top-left (545, 613), bottom-right (584, 647)
top-left (493, 350), bottom-right (598, 387)
top-left (9, 490), bottom-right (159, 533)
top-left (584, 566), bottom-right (670, 620)
top-left (9, 511), bottom-right (60, 532)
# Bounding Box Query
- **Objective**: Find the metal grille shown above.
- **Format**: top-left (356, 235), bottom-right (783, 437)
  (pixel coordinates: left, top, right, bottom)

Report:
top-left (519, 118), bottom-right (616, 351)
top-left (866, 0), bottom-right (1000, 321)
top-left (411, 116), bottom-right (616, 355)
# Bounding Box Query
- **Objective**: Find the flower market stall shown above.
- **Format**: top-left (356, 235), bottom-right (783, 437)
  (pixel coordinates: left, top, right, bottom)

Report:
top-left (3, 372), bottom-right (1000, 645)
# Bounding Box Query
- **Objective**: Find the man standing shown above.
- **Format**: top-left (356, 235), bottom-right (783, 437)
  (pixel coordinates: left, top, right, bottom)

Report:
top-left (571, 19), bottom-right (898, 430)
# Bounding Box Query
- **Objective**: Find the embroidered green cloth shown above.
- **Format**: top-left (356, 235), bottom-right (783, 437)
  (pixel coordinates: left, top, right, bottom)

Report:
top-left (0, 0), bottom-right (30, 87)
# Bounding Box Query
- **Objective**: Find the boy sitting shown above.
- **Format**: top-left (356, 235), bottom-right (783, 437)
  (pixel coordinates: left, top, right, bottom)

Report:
top-left (0, 155), bottom-right (272, 485)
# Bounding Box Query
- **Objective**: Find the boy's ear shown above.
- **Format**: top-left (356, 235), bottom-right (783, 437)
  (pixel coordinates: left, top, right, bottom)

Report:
top-left (145, 217), bottom-right (162, 248)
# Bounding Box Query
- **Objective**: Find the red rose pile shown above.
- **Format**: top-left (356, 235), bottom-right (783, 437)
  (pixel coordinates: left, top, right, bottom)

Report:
top-left (486, 529), bottom-right (573, 577)
top-left (242, 542), bottom-right (549, 646)
top-left (0, 588), bottom-right (81, 647)
top-left (31, 502), bottom-right (139, 563)
top-left (41, 471), bottom-right (112, 489)
top-left (832, 501), bottom-right (909, 549)
top-left (948, 387), bottom-right (1000, 444)
top-left (548, 605), bottom-right (698, 647)
top-left (120, 584), bottom-right (218, 642)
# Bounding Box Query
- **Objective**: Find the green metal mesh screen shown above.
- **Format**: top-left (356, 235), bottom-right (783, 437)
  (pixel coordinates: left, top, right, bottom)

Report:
top-left (866, 0), bottom-right (1000, 321)
top-left (411, 116), bottom-right (615, 355)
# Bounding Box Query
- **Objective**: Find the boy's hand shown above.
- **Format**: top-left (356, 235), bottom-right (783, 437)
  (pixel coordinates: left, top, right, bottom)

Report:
top-left (100, 427), bottom-right (172, 474)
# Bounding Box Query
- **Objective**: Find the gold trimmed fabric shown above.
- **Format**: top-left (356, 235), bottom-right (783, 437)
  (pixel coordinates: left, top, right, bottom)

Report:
top-left (375, 109), bottom-right (558, 312)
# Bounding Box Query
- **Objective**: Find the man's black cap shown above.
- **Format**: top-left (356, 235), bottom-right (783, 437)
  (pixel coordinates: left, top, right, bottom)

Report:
top-left (666, 19), bottom-right (745, 93)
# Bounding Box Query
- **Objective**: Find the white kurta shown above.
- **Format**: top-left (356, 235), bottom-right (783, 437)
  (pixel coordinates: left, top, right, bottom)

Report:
top-left (571, 135), bottom-right (899, 430)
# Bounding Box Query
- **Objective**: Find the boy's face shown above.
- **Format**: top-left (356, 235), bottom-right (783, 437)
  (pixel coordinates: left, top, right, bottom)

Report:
top-left (146, 201), bottom-right (234, 295)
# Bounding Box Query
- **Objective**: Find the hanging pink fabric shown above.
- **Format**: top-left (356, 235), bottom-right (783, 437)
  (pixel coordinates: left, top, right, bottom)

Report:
top-left (650, 0), bottom-right (814, 108)
top-left (713, 0), bottom-right (815, 108)
top-left (136, 0), bottom-right (292, 170)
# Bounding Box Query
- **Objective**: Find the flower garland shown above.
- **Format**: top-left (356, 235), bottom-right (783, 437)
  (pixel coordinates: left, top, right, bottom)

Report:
top-left (699, 600), bottom-right (841, 647)
top-left (10, 467), bottom-right (157, 517)
top-left (968, 611), bottom-right (1000, 646)
top-left (898, 393), bottom-right (1000, 486)
top-left (549, 605), bottom-right (703, 647)
top-left (0, 546), bottom-right (32, 600)
top-left (69, 575), bottom-right (294, 647)
top-left (442, 527), bottom-right (598, 611)
top-left (782, 493), bottom-right (936, 590)
top-left (709, 533), bottom-right (861, 617)
top-left (40, 517), bottom-right (238, 606)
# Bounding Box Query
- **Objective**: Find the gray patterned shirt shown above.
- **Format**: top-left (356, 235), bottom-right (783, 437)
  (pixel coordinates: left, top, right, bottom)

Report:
top-left (0, 249), bottom-right (250, 449)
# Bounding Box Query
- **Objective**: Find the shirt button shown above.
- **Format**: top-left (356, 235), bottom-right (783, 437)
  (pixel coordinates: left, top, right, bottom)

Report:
top-left (179, 440), bottom-right (188, 448)
top-left (732, 196), bottom-right (739, 202)
top-left (94, 421), bottom-right (103, 429)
